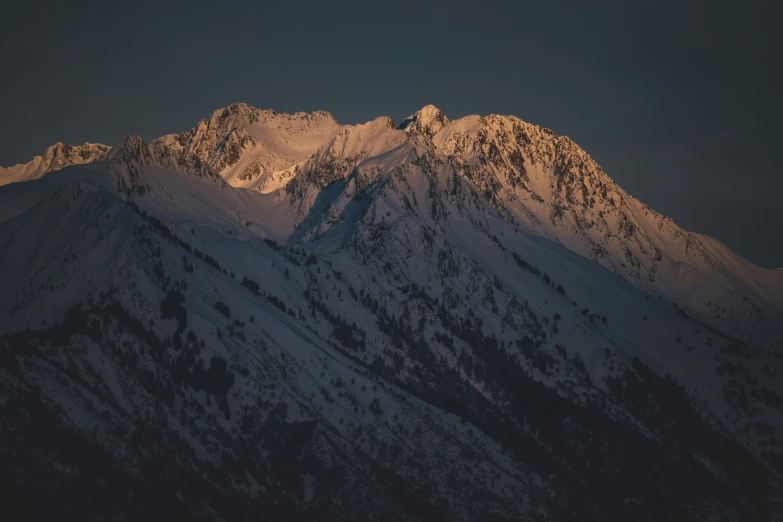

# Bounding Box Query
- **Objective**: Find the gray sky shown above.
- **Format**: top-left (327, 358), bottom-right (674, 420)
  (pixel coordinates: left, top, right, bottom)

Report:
top-left (1, 0), bottom-right (781, 267)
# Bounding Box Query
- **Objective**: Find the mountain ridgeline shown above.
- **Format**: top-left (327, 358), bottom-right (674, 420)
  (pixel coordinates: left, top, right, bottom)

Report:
top-left (1, 104), bottom-right (782, 521)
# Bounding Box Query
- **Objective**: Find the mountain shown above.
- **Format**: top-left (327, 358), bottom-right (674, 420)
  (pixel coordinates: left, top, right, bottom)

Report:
top-left (1, 104), bottom-right (782, 521)
top-left (0, 141), bottom-right (110, 187)
top-left (152, 102), bottom-right (346, 193)
top-left (0, 103), bottom-right (344, 193)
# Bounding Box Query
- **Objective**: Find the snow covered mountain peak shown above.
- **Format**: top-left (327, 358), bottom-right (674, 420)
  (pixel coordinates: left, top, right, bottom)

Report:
top-left (205, 102), bottom-right (338, 128)
top-left (101, 133), bottom-right (227, 198)
top-left (399, 104), bottom-right (449, 136)
top-left (106, 134), bottom-right (152, 172)
top-left (204, 102), bottom-right (267, 129)
top-left (151, 103), bottom-right (346, 193)
top-left (0, 141), bottom-right (110, 187)
top-left (400, 105), bottom-right (448, 137)
top-left (108, 133), bottom-right (148, 157)
top-left (42, 141), bottom-right (109, 166)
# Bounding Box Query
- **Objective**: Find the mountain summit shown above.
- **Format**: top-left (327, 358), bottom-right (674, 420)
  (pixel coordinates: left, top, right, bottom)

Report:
top-left (398, 104), bottom-right (450, 136)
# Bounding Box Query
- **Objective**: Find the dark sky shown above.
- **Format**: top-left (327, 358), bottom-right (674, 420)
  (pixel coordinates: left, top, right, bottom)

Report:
top-left (2, 1), bottom-right (781, 267)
